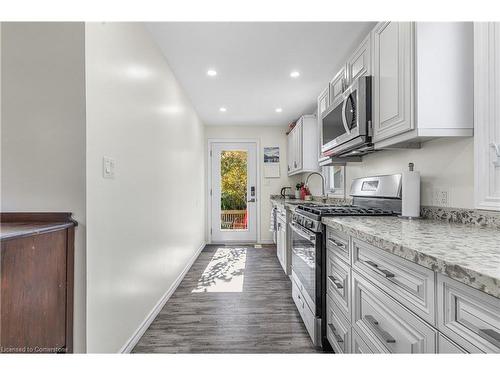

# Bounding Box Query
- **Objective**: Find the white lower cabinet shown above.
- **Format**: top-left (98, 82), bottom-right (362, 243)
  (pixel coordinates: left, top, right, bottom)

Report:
top-left (351, 270), bottom-right (437, 353)
top-left (326, 247), bottom-right (351, 320)
top-left (438, 333), bottom-right (468, 353)
top-left (352, 237), bottom-right (436, 325)
top-left (326, 295), bottom-right (351, 353)
top-left (323, 227), bottom-right (500, 354)
top-left (276, 216), bottom-right (286, 273)
top-left (292, 274), bottom-right (315, 344)
top-left (351, 328), bottom-right (374, 353)
top-left (437, 274), bottom-right (500, 353)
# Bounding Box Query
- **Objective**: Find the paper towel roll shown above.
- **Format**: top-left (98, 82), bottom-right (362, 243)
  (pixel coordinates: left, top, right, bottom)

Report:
top-left (402, 170), bottom-right (421, 218)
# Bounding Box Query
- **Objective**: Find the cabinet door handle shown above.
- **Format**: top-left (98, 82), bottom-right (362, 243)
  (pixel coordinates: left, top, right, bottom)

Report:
top-left (479, 329), bottom-right (500, 348)
top-left (328, 323), bottom-right (344, 343)
top-left (365, 260), bottom-right (395, 278)
top-left (328, 275), bottom-right (344, 289)
top-left (328, 238), bottom-right (346, 250)
top-left (294, 161), bottom-right (297, 168)
top-left (364, 315), bottom-right (396, 344)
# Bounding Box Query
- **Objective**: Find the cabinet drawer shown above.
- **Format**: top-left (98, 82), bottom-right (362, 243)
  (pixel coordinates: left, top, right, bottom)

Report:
top-left (326, 295), bottom-right (351, 353)
top-left (326, 248), bottom-right (351, 321)
top-left (292, 276), bottom-right (315, 342)
top-left (351, 328), bottom-right (374, 353)
top-left (352, 237), bottom-right (435, 324)
top-left (352, 270), bottom-right (437, 353)
top-left (437, 274), bottom-right (500, 353)
top-left (325, 227), bottom-right (350, 265)
top-left (438, 333), bottom-right (467, 353)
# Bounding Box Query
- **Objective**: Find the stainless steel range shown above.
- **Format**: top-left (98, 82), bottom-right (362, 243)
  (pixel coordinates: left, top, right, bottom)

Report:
top-left (289, 174), bottom-right (402, 349)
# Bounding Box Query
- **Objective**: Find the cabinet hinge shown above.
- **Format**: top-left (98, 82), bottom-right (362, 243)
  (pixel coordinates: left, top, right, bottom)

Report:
top-left (210, 150), bottom-right (212, 157)
top-left (210, 188), bottom-right (212, 196)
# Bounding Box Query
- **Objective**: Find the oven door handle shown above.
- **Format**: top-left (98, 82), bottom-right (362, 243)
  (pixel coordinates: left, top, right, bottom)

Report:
top-left (289, 222), bottom-right (316, 242)
top-left (341, 94), bottom-right (351, 135)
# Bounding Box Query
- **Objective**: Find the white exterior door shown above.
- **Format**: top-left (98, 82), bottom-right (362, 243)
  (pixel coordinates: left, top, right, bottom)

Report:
top-left (210, 142), bottom-right (257, 243)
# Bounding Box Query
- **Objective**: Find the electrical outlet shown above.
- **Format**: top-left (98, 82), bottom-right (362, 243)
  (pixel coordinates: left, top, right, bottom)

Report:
top-left (432, 188), bottom-right (450, 207)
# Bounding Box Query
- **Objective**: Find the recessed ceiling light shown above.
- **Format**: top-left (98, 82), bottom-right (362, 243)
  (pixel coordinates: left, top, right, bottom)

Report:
top-left (290, 71), bottom-right (300, 78)
top-left (207, 69), bottom-right (217, 77)
top-left (275, 108), bottom-right (283, 113)
top-left (219, 107), bottom-right (227, 112)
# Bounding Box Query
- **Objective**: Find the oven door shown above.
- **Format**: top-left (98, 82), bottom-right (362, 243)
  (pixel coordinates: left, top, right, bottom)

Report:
top-left (290, 222), bottom-right (317, 312)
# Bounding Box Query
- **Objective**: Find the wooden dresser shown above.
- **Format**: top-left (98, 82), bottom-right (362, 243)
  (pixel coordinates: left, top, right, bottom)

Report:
top-left (0, 213), bottom-right (77, 353)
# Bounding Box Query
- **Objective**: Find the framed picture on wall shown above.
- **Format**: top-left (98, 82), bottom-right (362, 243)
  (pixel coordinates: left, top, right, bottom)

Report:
top-left (263, 146), bottom-right (280, 178)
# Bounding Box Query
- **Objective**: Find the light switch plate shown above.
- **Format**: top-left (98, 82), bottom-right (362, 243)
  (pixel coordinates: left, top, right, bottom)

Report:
top-left (103, 157), bottom-right (115, 179)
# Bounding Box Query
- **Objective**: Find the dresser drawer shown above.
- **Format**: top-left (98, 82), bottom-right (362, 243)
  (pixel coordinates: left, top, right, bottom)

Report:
top-left (352, 270), bottom-right (437, 353)
top-left (325, 227), bottom-right (350, 265)
top-left (326, 248), bottom-right (351, 321)
top-left (351, 328), bottom-right (374, 353)
top-left (438, 333), bottom-right (467, 353)
top-left (352, 237), bottom-right (436, 325)
top-left (326, 295), bottom-right (351, 353)
top-left (437, 274), bottom-right (500, 353)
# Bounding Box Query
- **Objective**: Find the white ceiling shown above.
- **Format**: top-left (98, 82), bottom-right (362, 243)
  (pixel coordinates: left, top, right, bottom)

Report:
top-left (147, 22), bottom-right (376, 127)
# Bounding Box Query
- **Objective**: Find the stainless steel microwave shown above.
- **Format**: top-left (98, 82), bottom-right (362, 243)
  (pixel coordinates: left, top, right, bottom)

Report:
top-left (321, 76), bottom-right (372, 157)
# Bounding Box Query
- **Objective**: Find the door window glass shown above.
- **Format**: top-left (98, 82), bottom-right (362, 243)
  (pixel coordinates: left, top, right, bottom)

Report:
top-left (220, 151), bottom-right (248, 231)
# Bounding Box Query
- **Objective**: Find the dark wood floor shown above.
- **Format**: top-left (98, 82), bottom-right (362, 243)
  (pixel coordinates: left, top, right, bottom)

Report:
top-left (132, 244), bottom-right (320, 353)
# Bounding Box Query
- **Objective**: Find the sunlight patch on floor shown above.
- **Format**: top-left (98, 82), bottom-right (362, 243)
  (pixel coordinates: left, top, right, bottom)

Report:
top-left (191, 247), bottom-right (247, 293)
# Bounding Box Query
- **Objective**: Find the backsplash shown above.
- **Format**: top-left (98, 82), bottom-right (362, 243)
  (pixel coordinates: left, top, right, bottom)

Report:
top-left (271, 194), bottom-right (500, 229)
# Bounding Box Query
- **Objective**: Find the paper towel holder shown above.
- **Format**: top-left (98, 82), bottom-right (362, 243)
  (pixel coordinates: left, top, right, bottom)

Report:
top-left (398, 162), bottom-right (422, 220)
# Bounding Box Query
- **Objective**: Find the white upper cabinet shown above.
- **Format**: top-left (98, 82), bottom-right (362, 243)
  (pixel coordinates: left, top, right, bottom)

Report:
top-left (474, 22), bottom-right (500, 211)
top-left (372, 22), bottom-right (474, 148)
top-left (347, 33), bottom-right (372, 84)
top-left (372, 22), bottom-right (413, 144)
top-left (317, 86), bottom-right (329, 117)
top-left (329, 67), bottom-right (346, 105)
top-left (287, 115), bottom-right (319, 176)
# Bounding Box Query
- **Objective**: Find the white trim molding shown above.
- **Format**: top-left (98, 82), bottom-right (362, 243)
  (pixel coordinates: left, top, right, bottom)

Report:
top-left (474, 22), bottom-right (500, 211)
top-left (119, 241), bottom-right (206, 353)
top-left (206, 138), bottom-right (261, 244)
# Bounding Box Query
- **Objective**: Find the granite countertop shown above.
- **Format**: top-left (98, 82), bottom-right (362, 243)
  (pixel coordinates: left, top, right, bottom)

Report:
top-left (0, 222), bottom-right (74, 241)
top-left (322, 216), bottom-right (500, 298)
top-left (270, 197), bottom-right (314, 209)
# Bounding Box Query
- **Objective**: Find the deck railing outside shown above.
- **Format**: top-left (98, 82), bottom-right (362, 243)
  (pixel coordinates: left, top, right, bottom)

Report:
top-left (221, 210), bottom-right (247, 230)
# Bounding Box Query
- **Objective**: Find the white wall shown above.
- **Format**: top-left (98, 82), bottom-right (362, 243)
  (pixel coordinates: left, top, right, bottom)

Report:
top-left (85, 23), bottom-right (206, 353)
top-left (205, 125), bottom-right (295, 243)
top-left (346, 138), bottom-right (474, 208)
top-left (0, 22), bottom-right (87, 352)
top-left (304, 137), bottom-right (474, 208)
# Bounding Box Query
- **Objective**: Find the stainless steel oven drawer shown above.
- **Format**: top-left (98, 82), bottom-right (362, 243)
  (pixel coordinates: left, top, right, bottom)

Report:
top-left (437, 274), bottom-right (500, 353)
top-left (352, 237), bottom-right (436, 325)
top-left (352, 270), bottom-right (437, 353)
top-left (325, 227), bottom-right (350, 265)
top-left (326, 247), bottom-right (351, 321)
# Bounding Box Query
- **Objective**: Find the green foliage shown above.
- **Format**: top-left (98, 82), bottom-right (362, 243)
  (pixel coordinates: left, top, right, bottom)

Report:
top-left (220, 151), bottom-right (247, 210)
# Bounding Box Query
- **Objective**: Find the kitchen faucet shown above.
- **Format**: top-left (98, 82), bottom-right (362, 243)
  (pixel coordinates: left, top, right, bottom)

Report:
top-left (305, 172), bottom-right (327, 203)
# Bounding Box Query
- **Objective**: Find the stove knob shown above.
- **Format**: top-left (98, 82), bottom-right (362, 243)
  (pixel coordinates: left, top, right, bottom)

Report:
top-left (306, 220), bottom-right (313, 229)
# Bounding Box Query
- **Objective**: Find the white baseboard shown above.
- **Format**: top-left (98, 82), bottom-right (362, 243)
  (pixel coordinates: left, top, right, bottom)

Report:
top-left (119, 241), bottom-right (206, 353)
top-left (259, 239), bottom-right (275, 245)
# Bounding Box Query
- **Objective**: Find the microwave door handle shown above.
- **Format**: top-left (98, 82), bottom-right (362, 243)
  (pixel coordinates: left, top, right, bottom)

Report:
top-left (341, 96), bottom-right (350, 134)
